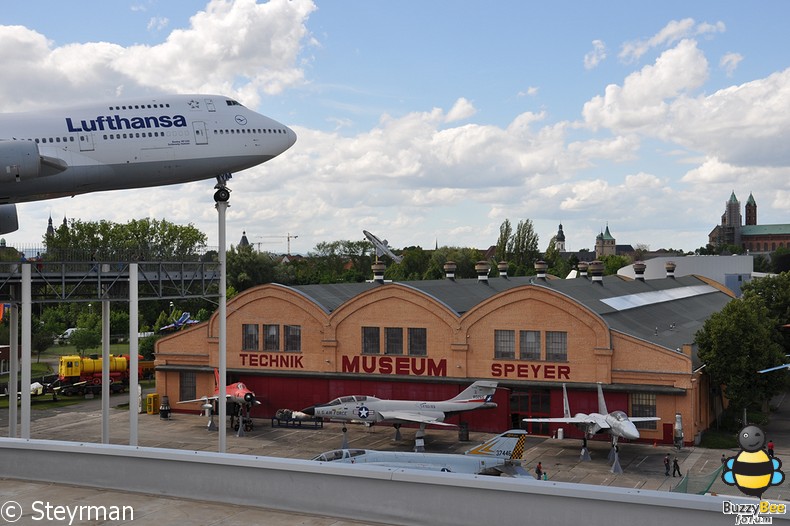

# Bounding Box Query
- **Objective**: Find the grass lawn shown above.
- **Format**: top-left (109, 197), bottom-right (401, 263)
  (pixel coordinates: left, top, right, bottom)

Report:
top-left (699, 428), bottom-right (738, 449)
top-left (0, 396), bottom-right (82, 410)
top-left (41, 342), bottom-right (133, 358)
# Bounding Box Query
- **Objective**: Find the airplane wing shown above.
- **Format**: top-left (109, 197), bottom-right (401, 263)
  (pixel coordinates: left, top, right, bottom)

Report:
top-left (177, 395), bottom-right (216, 404)
top-left (377, 411), bottom-right (456, 426)
top-left (759, 364), bottom-right (790, 373)
top-left (522, 415), bottom-right (611, 429)
top-left (493, 463), bottom-right (531, 477)
top-left (629, 417), bottom-right (661, 422)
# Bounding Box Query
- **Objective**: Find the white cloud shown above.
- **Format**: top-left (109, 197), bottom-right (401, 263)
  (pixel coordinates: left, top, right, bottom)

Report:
top-left (584, 40), bottom-right (607, 70)
top-left (720, 52), bottom-right (743, 77)
top-left (518, 87), bottom-right (539, 97)
top-left (583, 39), bottom-right (708, 132)
top-left (147, 17), bottom-right (170, 32)
top-left (0, 0), bottom-right (316, 111)
top-left (619, 18), bottom-right (724, 63)
top-left (445, 98), bottom-right (476, 123)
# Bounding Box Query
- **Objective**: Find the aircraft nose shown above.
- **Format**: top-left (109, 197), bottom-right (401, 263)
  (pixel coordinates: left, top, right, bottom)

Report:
top-left (623, 422), bottom-right (640, 440)
top-left (285, 126), bottom-right (297, 149)
top-left (301, 405), bottom-right (315, 416)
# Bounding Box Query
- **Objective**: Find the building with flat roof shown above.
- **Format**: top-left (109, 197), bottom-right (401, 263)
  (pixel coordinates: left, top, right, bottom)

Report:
top-left (155, 261), bottom-right (734, 446)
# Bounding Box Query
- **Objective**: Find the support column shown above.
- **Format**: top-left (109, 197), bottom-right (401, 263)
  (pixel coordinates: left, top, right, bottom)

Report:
top-left (217, 199), bottom-right (228, 454)
top-left (129, 263), bottom-right (139, 446)
top-left (21, 264), bottom-right (31, 439)
top-left (102, 297), bottom-right (110, 444)
top-left (8, 303), bottom-right (18, 437)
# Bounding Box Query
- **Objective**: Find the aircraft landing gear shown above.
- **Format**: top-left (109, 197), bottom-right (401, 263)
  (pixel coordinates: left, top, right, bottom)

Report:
top-left (393, 423), bottom-right (403, 442)
top-left (214, 173), bottom-right (232, 202)
top-left (580, 436), bottom-right (591, 461)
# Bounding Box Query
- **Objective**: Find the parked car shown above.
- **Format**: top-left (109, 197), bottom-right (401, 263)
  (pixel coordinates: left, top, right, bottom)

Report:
top-left (55, 328), bottom-right (78, 344)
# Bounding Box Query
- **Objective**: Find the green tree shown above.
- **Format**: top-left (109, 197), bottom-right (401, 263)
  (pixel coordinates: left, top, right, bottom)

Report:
top-left (495, 219), bottom-right (512, 263)
top-left (741, 272), bottom-right (790, 353)
top-left (44, 217), bottom-right (207, 261)
top-left (772, 248), bottom-right (790, 273)
top-left (70, 328), bottom-right (102, 357)
top-left (225, 244), bottom-right (276, 292)
top-left (543, 236), bottom-right (570, 278)
top-left (425, 247), bottom-right (482, 279)
top-left (508, 219), bottom-right (540, 273)
top-left (600, 254), bottom-right (631, 276)
top-left (696, 296), bottom-right (785, 415)
top-left (386, 246), bottom-right (429, 281)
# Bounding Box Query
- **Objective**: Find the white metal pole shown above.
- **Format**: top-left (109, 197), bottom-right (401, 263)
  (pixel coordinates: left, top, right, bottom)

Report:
top-left (21, 264), bottom-right (31, 439)
top-left (217, 199), bottom-right (228, 453)
top-left (129, 262), bottom-right (139, 446)
top-left (102, 297), bottom-right (110, 444)
top-left (8, 303), bottom-right (18, 437)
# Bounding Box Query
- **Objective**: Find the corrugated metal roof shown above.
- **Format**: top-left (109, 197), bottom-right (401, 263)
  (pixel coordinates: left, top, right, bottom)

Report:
top-left (291, 274), bottom-right (732, 367)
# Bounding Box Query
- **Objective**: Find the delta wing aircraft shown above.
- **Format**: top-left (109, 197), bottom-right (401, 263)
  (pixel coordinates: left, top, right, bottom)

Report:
top-left (178, 369), bottom-right (261, 436)
top-left (0, 94), bottom-right (296, 233)
top-left (312, 429), bottom-right (530, 477)
top-left (302, 381), bottom-right (498, 440)
top-left (523, 382), bottom-right (659, 471)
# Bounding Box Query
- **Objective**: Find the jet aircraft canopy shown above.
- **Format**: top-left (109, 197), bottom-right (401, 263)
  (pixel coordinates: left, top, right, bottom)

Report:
top-left (312, 449), bottom-right (367, 462)
top-left (325, 395), bottom-right (378, 406)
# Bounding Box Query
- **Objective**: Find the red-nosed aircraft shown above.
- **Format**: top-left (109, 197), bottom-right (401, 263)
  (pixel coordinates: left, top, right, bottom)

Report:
top-left (178, 369), bottom-right (260, 435)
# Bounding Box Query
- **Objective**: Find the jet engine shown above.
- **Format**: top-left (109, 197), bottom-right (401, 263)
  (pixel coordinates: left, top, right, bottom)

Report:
top-left (0, 204), bottom-right (18, 234)
top-left (0, 141), bottom-right (41, 183)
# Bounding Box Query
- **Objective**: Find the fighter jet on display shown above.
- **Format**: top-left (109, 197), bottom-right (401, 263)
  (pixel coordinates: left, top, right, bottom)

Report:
top-left (302, 381), bottom-right (498, 440)
top-left (363, 230), bottom-right (403, 263)
top-left (178, 369), bottom-right (260, 436)
top-left (312, 429), bottom-right (530, 477)
top-left (523, 383), bottom-right (659, 472)
top-left (0, 94), bottom-right (296, 233)
top-left (2, 382), bottom-right (46, 398)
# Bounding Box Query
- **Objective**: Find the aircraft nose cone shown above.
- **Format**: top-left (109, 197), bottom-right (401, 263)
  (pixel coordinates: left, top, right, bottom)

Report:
top-left (302, 405), bottom-right (315, 416)
top-left (285, 126), bottom-right (297, 148)
top-left (623, 422), bottom-right (640, 440)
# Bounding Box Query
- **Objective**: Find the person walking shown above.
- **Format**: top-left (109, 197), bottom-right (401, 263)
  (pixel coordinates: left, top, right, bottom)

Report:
top-left (767, 439), bottom-right (775, 458)
top-left (535, 462), bottom-right (543, 480)
top-left (672, 457), bottom-right (682, 477)
top-left (663, 454), bottom-right (670, 476)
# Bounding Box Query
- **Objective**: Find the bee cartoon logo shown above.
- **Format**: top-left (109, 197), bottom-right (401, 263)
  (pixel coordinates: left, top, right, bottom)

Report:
top-left (722, 425), bottom-right (784, 498)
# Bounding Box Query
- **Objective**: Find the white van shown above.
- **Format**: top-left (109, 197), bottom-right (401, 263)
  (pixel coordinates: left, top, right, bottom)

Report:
top-left (55, 328), bottom-right (78, 344)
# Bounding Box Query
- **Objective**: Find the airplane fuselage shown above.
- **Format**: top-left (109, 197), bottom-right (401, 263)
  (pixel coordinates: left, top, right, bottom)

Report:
top-left (0, 94), bottom-right (296, 204)
top-left (307, 396), bottom-right (495, 425)
top-left (313, 449), bottom-right (495, 474)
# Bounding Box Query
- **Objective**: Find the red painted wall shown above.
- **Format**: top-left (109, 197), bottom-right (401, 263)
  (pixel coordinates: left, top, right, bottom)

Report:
top-left (238, 375), bottom-right (510, 433)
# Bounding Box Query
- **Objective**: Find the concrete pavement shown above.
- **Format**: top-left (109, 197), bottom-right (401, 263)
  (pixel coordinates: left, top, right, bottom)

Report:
top-left (1, 390), bottom-right (790, 525)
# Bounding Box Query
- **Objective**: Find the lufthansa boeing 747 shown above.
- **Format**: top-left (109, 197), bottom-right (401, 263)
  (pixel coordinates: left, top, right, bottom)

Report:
top-left (0, 94), bottom-right (296, 233)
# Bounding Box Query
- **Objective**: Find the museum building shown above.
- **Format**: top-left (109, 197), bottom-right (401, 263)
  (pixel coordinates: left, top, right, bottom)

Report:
top-left (154, 260), bottom-right (734, 446)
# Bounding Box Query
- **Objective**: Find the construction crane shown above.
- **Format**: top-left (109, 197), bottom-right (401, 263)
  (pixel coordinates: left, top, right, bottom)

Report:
top-left (256, 233), bottom-right (299, 255)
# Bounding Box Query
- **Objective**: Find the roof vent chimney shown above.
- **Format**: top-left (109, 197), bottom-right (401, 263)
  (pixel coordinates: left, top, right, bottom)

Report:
top-left (665, 261), bottom-right (676, 279)
top-left (475, 261), bottom-right (490, 284)
top-left (443, 261), bottom-right (457, 281)
top-left (633, 261), bottom-right (646, 281)
top-left (534, 260), bottom-right (548, 280)
top-left (577, 261), bottom-right (589, 279)
top-left (371, 262), bottom-right (386, 283)
top-left (498, 261), bottom-right (509, 278)
top-left (589, 260), bottom-right (604, 285)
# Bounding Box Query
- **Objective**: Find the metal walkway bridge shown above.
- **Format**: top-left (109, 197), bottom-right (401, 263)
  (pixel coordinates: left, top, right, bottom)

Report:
top-left (0, 259), bottom-right (219, 303)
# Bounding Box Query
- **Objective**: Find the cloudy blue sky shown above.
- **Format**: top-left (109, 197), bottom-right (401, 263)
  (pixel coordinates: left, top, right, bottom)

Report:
top-left (1, 0), bottom-right (788, 256)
